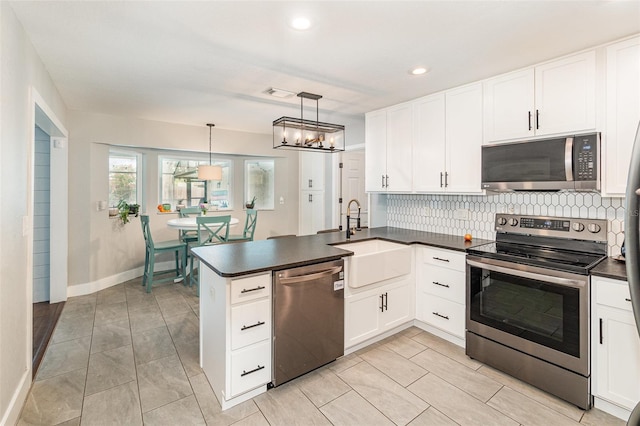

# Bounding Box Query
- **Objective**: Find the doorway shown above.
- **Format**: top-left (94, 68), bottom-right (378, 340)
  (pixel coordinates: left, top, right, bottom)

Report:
top-left (339, 149), bottom-right (367, 230)
top-left (29, 89), bottom-right (69, 377)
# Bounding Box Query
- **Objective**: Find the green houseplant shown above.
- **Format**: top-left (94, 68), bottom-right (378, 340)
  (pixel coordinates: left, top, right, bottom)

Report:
top-left (117, 200), bottom-right (139, 224)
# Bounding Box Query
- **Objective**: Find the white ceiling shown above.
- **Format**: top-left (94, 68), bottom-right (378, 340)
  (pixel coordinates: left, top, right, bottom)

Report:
top-left (9, 0), bottom-right (640, 136)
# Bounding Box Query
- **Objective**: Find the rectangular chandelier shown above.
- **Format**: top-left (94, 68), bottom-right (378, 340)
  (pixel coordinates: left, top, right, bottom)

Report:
top-left (273, 92), bottom-right (345, 152)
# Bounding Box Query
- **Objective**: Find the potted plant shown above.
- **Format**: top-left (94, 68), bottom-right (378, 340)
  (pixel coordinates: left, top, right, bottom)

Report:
top-left (117, 200), bottom-right (139, 224)
top-left (245, 196), bottom-right (256, 209)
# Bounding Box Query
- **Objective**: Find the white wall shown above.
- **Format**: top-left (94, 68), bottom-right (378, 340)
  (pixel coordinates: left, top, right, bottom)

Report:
top-left (0, 3), bottom-right (68, 424)
top-left (67, 111), bottom-right (301, 293)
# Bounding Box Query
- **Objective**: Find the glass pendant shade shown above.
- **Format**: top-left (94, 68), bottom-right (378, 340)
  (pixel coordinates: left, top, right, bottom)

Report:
top-left (198, 164), bottom-right (222, 180)
top-left (198, 122), bottom-right (222, 180)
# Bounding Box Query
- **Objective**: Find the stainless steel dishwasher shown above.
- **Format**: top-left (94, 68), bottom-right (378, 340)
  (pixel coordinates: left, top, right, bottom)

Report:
top-left (272, 259), bottom-right (344, 386)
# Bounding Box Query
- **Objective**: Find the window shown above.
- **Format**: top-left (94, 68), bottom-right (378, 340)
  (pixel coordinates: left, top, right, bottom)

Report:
top-left (160, 157), bottom-right (232, 209)
top-left (245, 159), bottom-right (275, 210)
top-left (109, 150), bottom-right (141, 207)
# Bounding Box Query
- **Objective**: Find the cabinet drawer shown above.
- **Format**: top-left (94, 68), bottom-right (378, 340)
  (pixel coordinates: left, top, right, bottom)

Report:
top-left (421, 247), bottom-right (465, 272)
top-left (230, 339), bottom-right (271, 397)
top-left (595, 277), bottom-right (632, 312)
top-left (230, 273), bottom-right (271, 304)
top-left (420, 296), bottom-right (465, 338)
top-left (421, 266), bottom-right (465, 303)
top-left (231, 299), bottom-right (271, 350)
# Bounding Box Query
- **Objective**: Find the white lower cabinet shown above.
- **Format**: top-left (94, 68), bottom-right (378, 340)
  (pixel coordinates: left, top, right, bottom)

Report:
top-left (200, 268), bottom-right (272, 410)
top-left (345, 275), bottom-right (414, 349)
top-left (416, 247), bottom-right (466, 341)
top-left (592, 276), bottom-right (640, 420)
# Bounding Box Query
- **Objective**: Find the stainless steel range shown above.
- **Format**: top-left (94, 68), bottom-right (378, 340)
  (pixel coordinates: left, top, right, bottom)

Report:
top-left (466, 214), bottom-right (607, 409)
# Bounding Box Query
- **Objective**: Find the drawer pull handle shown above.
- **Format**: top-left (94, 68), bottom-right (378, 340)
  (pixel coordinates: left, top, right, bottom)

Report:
top-left (432, 312), bottom-right (449, 320)
top-left (241, 321), bottom-right (265, 331)
top-left (241, 286), bottom-right (265, 294)
top-left (241, 365), bottom-right (265, 377)
top-left (432, 257), bottom-right (450, 262)
top-left (432, 281), bottom-right (450, 288)
top-left (625, 298), bottom-right (632, 302)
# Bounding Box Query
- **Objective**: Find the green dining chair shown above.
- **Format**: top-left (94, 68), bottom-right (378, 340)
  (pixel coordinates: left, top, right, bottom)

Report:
top-left (226, 209), bottom-right (258, 242)
top-left (178, 206), bottom-right (201, 244)
top-left (140, 215), bottom-right (188, 293)
top-left (189, 215), bottom-right (232, 290)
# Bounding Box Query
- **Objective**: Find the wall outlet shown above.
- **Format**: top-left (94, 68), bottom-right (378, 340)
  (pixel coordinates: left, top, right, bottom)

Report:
top-left (423, 207), bottom-right (431, 217)
top-left (454, 208), bottom-right (469, 220)
top-left (279, 196), bottom-right (285, 205)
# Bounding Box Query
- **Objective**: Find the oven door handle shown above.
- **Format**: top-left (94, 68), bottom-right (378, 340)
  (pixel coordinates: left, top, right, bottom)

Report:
top-left (466, 259), bottom-right (585, 288)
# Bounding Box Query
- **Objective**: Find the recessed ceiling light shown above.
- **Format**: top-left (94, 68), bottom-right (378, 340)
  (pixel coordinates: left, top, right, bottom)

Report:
top-left (410, 67), bottom-right (430, 76)
top-left (291, 17), bottom-right (311, 30)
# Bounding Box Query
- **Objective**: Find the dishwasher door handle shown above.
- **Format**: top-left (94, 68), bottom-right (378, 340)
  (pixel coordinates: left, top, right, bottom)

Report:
top-left (278, 266), bottom-right (343, 285)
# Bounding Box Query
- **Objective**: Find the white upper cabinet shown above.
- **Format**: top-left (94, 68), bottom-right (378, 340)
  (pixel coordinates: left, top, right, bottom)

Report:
top-left (365, 109), bottom-right (387, 192)
top-left (534, 51), bottom-right (596, 136)
top-left (483, 51), bottom-right (596, 143)
top-left (413, 93), bottom-right (446, 192)
top-left (445, 83), bottom-right (484, 193)
top-left (365, 104), bottom-right (412, 192)
top-left (385, 103), bottom-right (414, 192)
top-left (603, 36), bottom-right (640, 196)
top-left (412, 84), bottom-right (483, 194)
top-left (483, 68), bottom-right (535, 142)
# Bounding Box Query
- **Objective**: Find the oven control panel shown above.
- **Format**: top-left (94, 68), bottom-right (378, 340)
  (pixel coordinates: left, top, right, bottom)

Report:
top-left (495, 214), bottom-right (607, 242)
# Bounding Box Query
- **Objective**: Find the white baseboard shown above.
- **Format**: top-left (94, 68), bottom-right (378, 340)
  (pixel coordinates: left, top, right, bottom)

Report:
top-left (593, 396), bottom-right (632, 421)
top-left (67, 261), bottom-right (177, 297)
top-left (1, 369), bottom-right (31, 426)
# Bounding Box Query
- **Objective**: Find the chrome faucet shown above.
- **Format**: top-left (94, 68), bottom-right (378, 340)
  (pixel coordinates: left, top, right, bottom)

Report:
top-left (346, 199), bottom-right (361, 240)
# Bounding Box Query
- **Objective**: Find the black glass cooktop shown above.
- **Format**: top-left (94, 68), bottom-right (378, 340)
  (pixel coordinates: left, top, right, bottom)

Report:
top-left (467, 241), bottom-right (606, 275)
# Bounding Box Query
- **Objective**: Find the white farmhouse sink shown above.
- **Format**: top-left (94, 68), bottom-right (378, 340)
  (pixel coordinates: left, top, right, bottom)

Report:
top-left (335, 240), bottom-right (411, 288)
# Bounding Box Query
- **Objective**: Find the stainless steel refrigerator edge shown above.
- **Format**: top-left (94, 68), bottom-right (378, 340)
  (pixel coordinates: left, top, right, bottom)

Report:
top-left (272, 259), bottom-right (345, 387)
top-left (624, 122), bottom-right (640, 426)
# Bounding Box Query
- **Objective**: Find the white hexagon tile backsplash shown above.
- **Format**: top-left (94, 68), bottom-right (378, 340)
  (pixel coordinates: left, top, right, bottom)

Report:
top-left (387, 192), bottom-right (626, 256)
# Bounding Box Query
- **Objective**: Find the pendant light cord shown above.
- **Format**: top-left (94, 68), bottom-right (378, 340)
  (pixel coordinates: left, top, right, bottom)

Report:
top-left (207, 123), bottom-right (215, 166)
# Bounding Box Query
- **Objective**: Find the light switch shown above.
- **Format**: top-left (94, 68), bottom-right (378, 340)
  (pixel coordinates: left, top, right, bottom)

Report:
top-left (279, 196), bottom-right (285, 205)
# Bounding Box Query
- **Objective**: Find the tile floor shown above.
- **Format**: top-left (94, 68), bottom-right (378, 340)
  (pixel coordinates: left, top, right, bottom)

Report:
top-left (18, 276), bottom-right (625, 426)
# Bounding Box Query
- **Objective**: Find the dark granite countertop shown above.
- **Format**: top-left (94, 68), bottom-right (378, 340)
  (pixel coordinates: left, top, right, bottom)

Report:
top-left (590, 256), bottom-right (628, 281)
top-left (191, 227), bottom-right (493, 277)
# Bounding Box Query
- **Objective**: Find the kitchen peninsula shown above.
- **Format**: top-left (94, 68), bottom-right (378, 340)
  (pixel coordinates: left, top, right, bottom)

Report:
top-left (191, 228), bottom-right (491, 410)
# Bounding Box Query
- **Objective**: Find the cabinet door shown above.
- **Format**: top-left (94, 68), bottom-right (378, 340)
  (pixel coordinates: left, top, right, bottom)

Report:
top-left (299, 151), bottom-right (325, 191)
top-left (604, 36), bottom-right (640, 196)
top-left (380, 283), bottom-right (412, 330)
top-left (365, 110), bottom-right (388, 192)
top-left (595, 305), bottom-right (640, 409)
top-left (445, 83), bottom-right (484, 193)
top-left (299, 191), bottom-right (325, 235)
top-left (534, 51), bottom-right (596, 136)
top-left (385, 103), bottom-right (413, 192)
top-left (413, 94), bottom-right (446, 192)
top-left (345, 292), bottom-right (381, 348)
top-left (483, 68), bottom-right (535, 142)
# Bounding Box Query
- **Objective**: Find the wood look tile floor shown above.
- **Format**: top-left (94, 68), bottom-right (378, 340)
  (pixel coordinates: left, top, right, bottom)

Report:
top-left (18, 276), bottom-right (625, 426)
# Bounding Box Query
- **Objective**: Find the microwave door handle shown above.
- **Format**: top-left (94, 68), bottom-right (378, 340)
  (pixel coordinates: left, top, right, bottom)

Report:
top-left (466, 259), bottom-right (585, 289)
top-left (565, 137), bottom-right (574, 181)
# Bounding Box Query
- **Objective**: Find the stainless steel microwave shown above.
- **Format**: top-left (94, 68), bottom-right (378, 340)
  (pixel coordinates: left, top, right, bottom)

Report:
top-left (481, 133), bottom-right (600, 191)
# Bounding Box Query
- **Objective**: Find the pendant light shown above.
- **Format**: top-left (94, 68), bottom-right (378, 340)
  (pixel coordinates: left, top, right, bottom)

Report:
top-left (198, 123), bottom-right (223, 180)
top-left (272, 92), bottom-right (345, 152)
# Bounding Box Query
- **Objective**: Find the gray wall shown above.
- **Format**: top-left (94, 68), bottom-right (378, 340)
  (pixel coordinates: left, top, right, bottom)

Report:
top-left (67, 111), bottom-right (301, 290)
